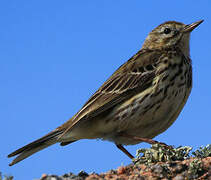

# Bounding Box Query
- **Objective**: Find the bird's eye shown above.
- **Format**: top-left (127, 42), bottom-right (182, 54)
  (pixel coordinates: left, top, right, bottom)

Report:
top-left (164, 28), bottom-right (171, 34)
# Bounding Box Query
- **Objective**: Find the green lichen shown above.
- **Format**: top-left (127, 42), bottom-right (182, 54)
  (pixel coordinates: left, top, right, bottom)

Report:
top-left (188, 159), bottom-right (203, 179)
top-left (134, 144), bottom-right (192, 165)
top-left (192, 144), bottom-right (211, 158)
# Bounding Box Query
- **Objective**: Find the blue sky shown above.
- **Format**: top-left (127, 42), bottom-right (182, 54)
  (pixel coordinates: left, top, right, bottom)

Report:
top-left (1, 1), bottom-right (211, 179)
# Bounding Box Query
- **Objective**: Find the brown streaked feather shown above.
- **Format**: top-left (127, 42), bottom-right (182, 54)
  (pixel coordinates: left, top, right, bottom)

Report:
top-left (58, 49), bottom-right (163, 138)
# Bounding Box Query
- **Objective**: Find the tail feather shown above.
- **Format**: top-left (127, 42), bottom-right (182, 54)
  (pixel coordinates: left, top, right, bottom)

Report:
top-left (8, 130), bottom-right (62, 166)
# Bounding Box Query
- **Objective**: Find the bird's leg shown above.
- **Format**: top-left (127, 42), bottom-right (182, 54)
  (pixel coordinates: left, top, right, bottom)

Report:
top-left (116, 144), bottom-right (134, 159)
top-left (119, 133), bottom-right (173, 149)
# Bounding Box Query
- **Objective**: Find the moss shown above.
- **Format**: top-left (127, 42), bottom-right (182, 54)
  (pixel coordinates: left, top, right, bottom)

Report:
top-left (192, 144), bottom-right (211, 158)
top-left (134, 144), bottom-right (192, 165)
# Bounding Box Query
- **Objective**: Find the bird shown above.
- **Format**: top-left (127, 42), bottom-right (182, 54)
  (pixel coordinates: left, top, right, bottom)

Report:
top-left (8, 20), bottom-right (203, 166)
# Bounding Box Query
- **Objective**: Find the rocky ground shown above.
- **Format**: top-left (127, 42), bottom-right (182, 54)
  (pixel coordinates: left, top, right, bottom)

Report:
top-left (39, 157), bottom-right (211, 180)
top-left (2, 144), bottom-right (211, 180)
top-left (38, 144), bottom-right (211, 180)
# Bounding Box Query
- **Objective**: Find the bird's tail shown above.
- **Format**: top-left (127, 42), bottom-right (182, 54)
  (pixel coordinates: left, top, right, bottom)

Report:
top-left (8, 130), bottom-right (63, 166)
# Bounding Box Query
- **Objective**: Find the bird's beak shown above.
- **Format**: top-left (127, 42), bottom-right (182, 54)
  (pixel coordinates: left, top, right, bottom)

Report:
top-left (183, 20), bottom-right (204, 33)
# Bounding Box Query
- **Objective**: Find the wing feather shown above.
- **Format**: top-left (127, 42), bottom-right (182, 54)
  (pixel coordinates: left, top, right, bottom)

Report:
top-left (58, 49), bottom-right (162, 137)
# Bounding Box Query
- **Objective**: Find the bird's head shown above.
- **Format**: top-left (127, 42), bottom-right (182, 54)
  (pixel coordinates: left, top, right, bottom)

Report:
top-left (142, 20), bottom-right (203, 56)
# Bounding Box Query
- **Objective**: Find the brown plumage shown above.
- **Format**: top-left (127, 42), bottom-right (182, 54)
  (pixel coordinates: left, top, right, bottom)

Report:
top-left (8, 20), bottom-right (203, 166)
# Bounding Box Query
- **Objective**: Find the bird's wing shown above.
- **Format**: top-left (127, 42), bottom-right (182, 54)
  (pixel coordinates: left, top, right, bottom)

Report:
top-left (58, 49), bottom-right (162, 137)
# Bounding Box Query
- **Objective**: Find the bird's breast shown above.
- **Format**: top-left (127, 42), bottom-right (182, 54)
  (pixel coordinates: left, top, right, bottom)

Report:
top-left (100, 54), bottom-right (192, 144)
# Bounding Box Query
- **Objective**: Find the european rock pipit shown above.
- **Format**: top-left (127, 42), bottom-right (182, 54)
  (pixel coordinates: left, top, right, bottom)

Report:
top-left (8, 20), bottom-right (203, 166)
